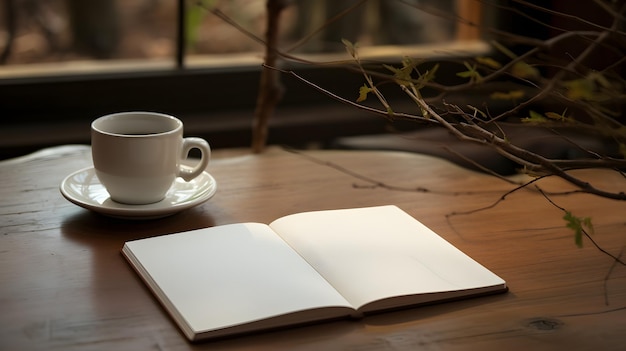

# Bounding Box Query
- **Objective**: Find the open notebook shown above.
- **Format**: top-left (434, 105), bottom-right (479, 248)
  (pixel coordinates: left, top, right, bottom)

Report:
top-left (122, 205), bottom-right (506, 341)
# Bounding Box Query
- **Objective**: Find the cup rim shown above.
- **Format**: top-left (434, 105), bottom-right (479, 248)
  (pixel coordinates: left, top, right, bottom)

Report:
top-left (91, 111), bottom-right (182, 138)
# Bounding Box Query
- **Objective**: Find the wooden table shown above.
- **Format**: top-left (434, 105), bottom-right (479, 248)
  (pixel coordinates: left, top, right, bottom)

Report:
top-left (1, 145), bottom-right (625, 350)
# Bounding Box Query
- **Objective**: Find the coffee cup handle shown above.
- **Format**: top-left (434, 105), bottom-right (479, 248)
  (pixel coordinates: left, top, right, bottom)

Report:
top-left (178, 137), bottom-right (211, 181)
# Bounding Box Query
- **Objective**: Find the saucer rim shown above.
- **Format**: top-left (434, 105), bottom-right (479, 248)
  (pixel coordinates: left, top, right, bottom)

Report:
top-left (60, 166), bottom-right (217, 219)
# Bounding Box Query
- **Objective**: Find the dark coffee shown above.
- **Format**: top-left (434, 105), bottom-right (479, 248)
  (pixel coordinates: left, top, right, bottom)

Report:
top-left (119, 131), bottom-right (163, 135)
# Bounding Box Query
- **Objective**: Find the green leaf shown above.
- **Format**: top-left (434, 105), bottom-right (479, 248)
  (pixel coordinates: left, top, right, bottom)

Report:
top-left (357, 84), bottom-right (372, 102)
top-left (384, 64), bottom-right (408, 86)
top-left (383, 63), bottom-right (401, 75)
top-left (491, 40), bottom-right (517, 59)
top-left (456, 62), bottom-right (482, 82)
top-left (522, 110), bottom-right (547, 123)
top-left (563, 211), bottom-right (593, 248)
top-left (491, 41), bottom-right (540, 80)
top-left (563, 78), bottom-right (596, 101)
top-left (384, 59), bottom-right (416, 87)
top-left (342, 39), bottom-right (357, 58)
top-left (420, 63), bottom-right (439, 85)
top-left (545, 109), bottom-right (569, 122)
top-left (490, 90), bottom-right (525, 101)
top-left (511, 62), bottom-right (540, 80)
top-left (476, 56), bottom-right (502, 69)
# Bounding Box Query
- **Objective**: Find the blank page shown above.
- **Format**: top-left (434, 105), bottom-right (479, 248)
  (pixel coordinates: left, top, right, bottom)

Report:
top-left (123, 223), bottom-right (352, 338)
top-left (270, 206), bottom-right (506, 310)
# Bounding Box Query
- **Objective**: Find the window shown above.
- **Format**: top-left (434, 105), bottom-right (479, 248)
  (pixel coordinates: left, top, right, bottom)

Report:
top-left (0, 0), bottom-right (487, 159)
top-left (0, 1), bottom-right (485, 74)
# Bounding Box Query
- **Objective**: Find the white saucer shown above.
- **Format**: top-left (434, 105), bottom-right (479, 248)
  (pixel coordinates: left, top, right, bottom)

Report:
top-left (60, 167), bottom-right (217, 219)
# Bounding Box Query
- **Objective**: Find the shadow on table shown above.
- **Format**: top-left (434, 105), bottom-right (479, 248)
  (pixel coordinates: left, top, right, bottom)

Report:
top-left (57, 206), bottom-right (219, 342)
top-left (61, 205), bottom-right (216, 244)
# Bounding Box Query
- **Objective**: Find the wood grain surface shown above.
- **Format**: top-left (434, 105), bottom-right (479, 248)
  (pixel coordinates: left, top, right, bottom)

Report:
top-left (1, 145), bottom-right (625, 350)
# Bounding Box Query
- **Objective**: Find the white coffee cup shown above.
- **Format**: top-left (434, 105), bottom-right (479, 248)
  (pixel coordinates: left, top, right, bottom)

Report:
top-left (91, 111), bottom-right (211, 205)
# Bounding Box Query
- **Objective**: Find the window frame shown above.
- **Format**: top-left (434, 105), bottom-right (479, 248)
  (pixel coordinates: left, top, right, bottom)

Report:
top-left (0, 0), bottom-right (494, 159)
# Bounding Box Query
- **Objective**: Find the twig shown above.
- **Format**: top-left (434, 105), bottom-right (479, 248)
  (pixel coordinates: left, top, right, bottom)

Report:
top-left (282, 146), bottom-right (502, 196)
top-left (439, 144), bottom-right (520, 183)
top-left (446, 176), bottom-right (546, 217)
top-left (264, 64), bottom-right (432, 123)
top-left (512, 0), bottom-right (626, 32)
top-left (537, 186), bottom-right (626, 266)
top-left (286, 0), bottom-right (368, 53)
top-left (604, 249), bottom-right (624, 305)
top-left (205, 7), bottom-right (266, 47)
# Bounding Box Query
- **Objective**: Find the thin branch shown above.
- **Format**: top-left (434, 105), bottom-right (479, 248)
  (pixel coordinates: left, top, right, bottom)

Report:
top-left (285, 0), bottom-right (368, 53)
top-left (440, 144), bottom-right (521, 184)
top-left (537, 187), bottom-right (626, 266)
top-left (264, 64), bottom-right (433, 123)
top-left (205, 7), bottom-right (267, 47)
top-left (604, 249), bottom-right (624, 305)
top-left (403, 85), bottom-right (626, 200)
top-left (446, 176), bottom-right (546, 217)
top-left (283, 146), bottom-right (503, 196)
top-left (505, 0), bottom-right (626, 35)
top-left (271, 61), bottom-right (626, 202)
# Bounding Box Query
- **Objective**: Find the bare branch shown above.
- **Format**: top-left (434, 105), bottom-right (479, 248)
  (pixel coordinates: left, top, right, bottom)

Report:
top-left (537, 186), bottom-right (626, 266)
top-left (263, 64), bottom-right (434, 124)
